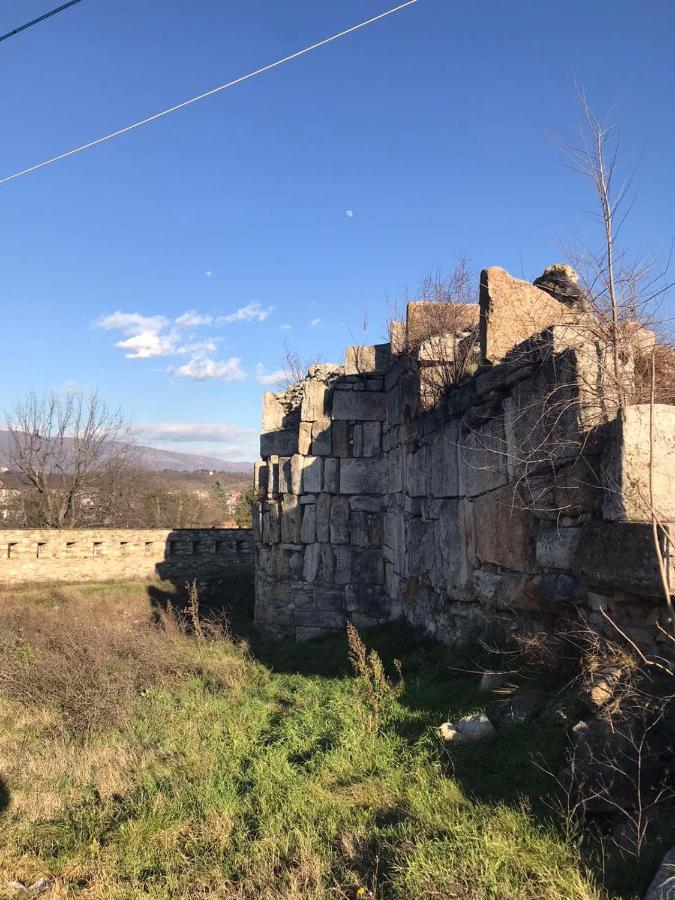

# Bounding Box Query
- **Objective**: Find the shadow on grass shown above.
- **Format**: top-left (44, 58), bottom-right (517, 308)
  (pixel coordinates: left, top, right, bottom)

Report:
top-left (0, 778), bottom-right (9, 815)
top-left (244, 621), bottom-right (569, 815)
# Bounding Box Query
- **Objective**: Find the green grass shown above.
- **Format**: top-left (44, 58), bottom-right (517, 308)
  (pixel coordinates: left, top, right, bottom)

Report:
top-left (0, 581), bottom-right (648, 898)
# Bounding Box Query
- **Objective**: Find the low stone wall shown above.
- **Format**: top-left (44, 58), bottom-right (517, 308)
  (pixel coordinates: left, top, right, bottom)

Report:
top-left (253, 264), bottom-right (674, 652)
top-left (0, 528), bottom-right (254, 584)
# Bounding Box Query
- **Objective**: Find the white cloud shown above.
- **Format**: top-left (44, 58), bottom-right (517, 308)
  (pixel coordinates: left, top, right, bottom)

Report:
top-left (219, 302), bottom-right (274, 324)
top-left (345, 209), bottom-right (354, 218)
top-left (205, 271), bottom-right (213, 278)
top-left (96, 311), bottom-right (168, 335)
top-left (175, 310), bottom-right (213, 327)
top-left (117, 330), bottom-right (179, 359)
top-left (255, 363), bottom-right (286, 386)
top-left (280, 323), bottom-right (292, 331)
top-left (170, 356), bottom-right (247, 382)
top-left (175, 338), bottom-right (221, 356)
top-left (310, 318), bottom-right (322, 328)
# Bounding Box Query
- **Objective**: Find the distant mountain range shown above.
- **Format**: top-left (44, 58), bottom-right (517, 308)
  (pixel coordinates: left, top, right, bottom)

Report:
top-left (0, 430), bottom-right (253, 474)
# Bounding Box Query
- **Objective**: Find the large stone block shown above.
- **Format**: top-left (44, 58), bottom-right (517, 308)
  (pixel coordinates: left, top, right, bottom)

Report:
top-left (277, 457), bottom-right (292, 495)
top-left (503, 356), bottom-right (583, 479)
top-left (300, 504), bottom-right (316, 543)
top-left (253, 462), bottom-right (268, 499)
top-left (316, 493), bottom-right (332, 542)
top-left (352, 421), bottom-right (382, 457)
top-left (323, 457), bottom-right (339, 493)
top-left (298, 421), bottom-right (312, 455)
top-left (311, 417), bottom-right (332, 456)
top-left (332, 421), bottom-right (351, 458)
top-left (340, 459), bottom-right (386, 495)
top-left (535, 525), bottom-right (582, 570)
top-left (406, 301), bottom-right (479, 347)
top-left (262, 392), bottom-right (287, 432)
top-left (260, 429), bottom-right (298, 458)
top-left (574, 521), bottom-right (666, 597)
top-left (479, 267), bottom-right (578, 365)
top-left (301, 380), bottom-right (330, 422)
top-left (353, 548), bottom-right (384, 585)
top-left (280, 495), bottom-right (302, 543)
top-left (332, 392), bottom-right (386, 422)
top-left (602, 404), bottom-right (675, 523)
top-left (458, 417), bottom-right (509, 497)
top-left (330, 496), bottom-right (350, 544)
top-left (303, 543), bottom-right (321, 582)
top-left (433, 499), bottom-right (472, 595)
top-left (471, 484), bottom-right (536, 572)
top-left (344, 343), bottom-right (392, 375)
top-left (302, 456), bottom-right (323, 493)
top-left (406, 445), bottom-right (429, 498)
top-left (430, 419), bottom-right (460, 497)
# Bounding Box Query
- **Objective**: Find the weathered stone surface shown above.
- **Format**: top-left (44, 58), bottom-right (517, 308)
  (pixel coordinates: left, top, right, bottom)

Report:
top-left (277, 457), bottom-right (292, 494)
top-left (260, 429), bottom-right (298, 458)
top-left (333, 392), bottom-right (386, 422)
top-left (311, 417), bottom-right (332, 456)
top-left (344, 343), bottom-right (391, 375)
top-left (330, 496), bottom-right (350, 544)
top-left (300, 504), bottom-right (316, 543)
top-left (300, 380), bottom-right (330, 422)
top-left (303, 543), bottom-right (320, 582)
top-left (280, 496), bottom-right (302, 543)
top-left (574, 521), bottom-right (664, 596)
top-left (430, 420), bottom-right (460, 497)
top-left (262, 392), bottom-right (287, 432)
top-left (434, 500), bottom-right (472, 594)
top-left (316, 493), bottom-right (331, 542)
top-left (603, 404), bottom-right (675, 523)
top-left (406, 302), bottom-right (479, 348)
top-left (458, 417), bottom-right (509, 497)
top-left (353, 548), bottom-right (384, 584)
top-left (340, 459), bottom-right (386, 495)
top-left (323, 458), bottom-right (339, 493)
top-left (406, 445), bottom-right (429, 497)
top-left (353, 421), bottom-right (382, 458)
top-left (332, 421), bottom-right (351, 458)
top-left (479, 267), bottom-right (578, 365)
top-left (302, 457), bottom-right (323, 493)
top-left (389, 320), bottom-right (406, 354)
top-left (350, 495), bottom-right (383, 513)
top-left (253, 462), bottom-right (268, 499)
top-left (298, 421), bottom-right (312, 455)
top-left (471, 485), bottom-right (536, 572)
top-left (536, 525), bottom-right (582, 569)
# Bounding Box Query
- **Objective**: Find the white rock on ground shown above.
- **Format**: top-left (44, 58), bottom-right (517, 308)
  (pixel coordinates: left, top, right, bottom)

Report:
top-left (439, 713), bottom-right (495, 743)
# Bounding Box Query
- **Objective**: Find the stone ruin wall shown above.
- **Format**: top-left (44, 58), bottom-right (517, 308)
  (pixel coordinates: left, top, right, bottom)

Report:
top-left (253, 265), bottom-right (675, 652)
top-left (0, 527), bottom-right (254, 585)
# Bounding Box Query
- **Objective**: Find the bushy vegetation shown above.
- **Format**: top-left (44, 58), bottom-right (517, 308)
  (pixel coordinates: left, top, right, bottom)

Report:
top-left (0, 582), bottom-right (651, 898)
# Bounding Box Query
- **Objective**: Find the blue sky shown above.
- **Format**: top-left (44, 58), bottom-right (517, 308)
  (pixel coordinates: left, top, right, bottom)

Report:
top-left (1, 0), bottom-right (674, 461)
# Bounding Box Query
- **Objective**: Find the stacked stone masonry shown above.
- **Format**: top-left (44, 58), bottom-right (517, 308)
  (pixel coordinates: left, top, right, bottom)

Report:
top-left (0, 528), bottom-right (254, 584)
top-left (254, 265), bottom-right (674, 651)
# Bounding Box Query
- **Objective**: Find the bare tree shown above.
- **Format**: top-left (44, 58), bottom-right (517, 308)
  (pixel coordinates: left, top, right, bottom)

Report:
top-left (5, 391), bottom-right (135, 527)
top-left (558, 91), bottom-right (674, 403)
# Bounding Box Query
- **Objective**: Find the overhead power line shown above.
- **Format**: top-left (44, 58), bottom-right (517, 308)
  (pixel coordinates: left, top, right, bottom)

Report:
top-left (0, 0), bottom-right (85, 44)
top-left (0, 0), bottom-right (419, 187)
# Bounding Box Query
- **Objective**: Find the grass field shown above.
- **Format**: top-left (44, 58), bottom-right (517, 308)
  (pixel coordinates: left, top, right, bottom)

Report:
top-left (0, 580), bottom-right (651, 899)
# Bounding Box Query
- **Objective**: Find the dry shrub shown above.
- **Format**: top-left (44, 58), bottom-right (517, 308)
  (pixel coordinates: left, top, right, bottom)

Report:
top-left (633, 342), bottom-right (675, 405)
top-left (0, 584), bottom-right (244, 734)
top-left (346, 622), bottom-right (403, 732)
